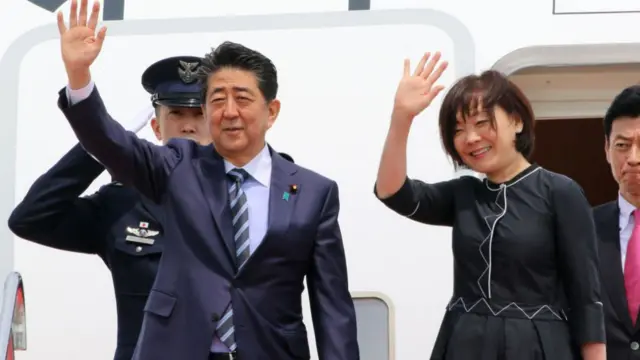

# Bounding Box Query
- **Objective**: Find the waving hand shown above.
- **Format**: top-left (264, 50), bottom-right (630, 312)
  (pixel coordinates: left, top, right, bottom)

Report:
top-left (57, 0), bottom-right (106, 78)
top-left (393, 52), bottom-right (448, 122)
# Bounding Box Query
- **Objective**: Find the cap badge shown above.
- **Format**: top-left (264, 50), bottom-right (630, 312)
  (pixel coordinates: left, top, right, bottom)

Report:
top-left (178, 60), bottom-right (199, 84)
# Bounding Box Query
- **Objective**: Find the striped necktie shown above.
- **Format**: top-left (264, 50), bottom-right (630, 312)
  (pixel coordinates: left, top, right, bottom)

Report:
top-left (215, 168), bottom-right (251, 351)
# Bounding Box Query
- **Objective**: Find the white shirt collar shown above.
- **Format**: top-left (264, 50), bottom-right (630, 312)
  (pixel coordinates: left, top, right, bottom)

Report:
top-left (618, 193), bottom-right (636, 230)
top-left (223, 144), bottom-right (272, 187)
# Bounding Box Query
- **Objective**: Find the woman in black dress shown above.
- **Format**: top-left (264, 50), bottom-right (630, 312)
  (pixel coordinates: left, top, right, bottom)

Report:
top-left (374, 52), bottom-right (606, 359)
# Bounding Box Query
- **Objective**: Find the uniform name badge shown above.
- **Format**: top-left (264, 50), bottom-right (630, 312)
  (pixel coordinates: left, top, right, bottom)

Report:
top-left (125, 221), bottom-right (159, 245)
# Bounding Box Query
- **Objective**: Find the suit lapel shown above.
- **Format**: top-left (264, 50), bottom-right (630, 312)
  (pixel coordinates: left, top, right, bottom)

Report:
top-left (192, 152), bottom-right (236, 265)
top-left (236, 149), bottom-right (298, 276)
top-left (597, 202), bottom-right (634, 332)
top-left (266, 151), bottom-right (298, 240)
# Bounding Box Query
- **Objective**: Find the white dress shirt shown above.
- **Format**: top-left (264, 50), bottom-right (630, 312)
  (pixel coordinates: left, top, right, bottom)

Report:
top-left (211, 145), bottom-right (271, 352)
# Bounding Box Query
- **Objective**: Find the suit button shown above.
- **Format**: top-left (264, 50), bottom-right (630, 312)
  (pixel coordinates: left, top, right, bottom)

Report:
top-left (211, 313), bottom-right (220, 322)
top-left (135, 246), bottom-right (142, 252)
top-left (631, 341), bottom-right (639, 350)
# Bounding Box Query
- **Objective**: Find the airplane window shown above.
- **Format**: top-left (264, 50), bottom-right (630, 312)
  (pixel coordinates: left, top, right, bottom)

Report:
top-left (352, 292), bottom-right (394, 360)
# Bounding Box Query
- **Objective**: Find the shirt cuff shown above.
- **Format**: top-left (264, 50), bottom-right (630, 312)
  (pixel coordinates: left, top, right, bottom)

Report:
top-left (66, 80), bottom-right (95, 106)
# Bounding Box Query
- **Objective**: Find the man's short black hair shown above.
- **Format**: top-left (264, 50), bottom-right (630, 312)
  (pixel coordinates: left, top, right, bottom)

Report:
top-left (603, 85), bottom-right (640, 139)
top-left (196, 41), bottom-right (278, 103)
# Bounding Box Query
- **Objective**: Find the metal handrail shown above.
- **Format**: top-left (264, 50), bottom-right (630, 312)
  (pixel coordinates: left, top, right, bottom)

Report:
top-left (0, 272), bottom-right (26, 360)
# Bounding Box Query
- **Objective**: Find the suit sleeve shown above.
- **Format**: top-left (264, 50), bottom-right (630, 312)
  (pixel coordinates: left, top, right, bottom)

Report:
top-left (308, 181), bottom-right (359, 360)
top-left (373, 176), bottom-right (463, 226)
top-left (8, 144), bottom-right (108, 254)
top-left (57, 85), bottom-right (182, 202)
top-left (553, 177), bottom-right (605, 345)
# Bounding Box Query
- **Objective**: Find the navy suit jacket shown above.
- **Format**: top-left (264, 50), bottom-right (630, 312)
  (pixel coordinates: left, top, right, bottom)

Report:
top-left (58, 86), bottom-right (359, 360)
top-left (593, 201), bottom-right (640, 360)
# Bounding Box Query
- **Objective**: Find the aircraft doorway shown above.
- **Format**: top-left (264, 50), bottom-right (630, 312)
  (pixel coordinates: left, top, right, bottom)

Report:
top-left (503, 63), bottom-right (640, 207)
top-left (531, 118), bottom-right (618, 206)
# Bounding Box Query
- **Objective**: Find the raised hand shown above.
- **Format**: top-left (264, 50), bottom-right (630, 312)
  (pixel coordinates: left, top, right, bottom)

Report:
top-left (393, 52), bottom-right (448, 121)
top-left (57, 0), bottom-right (106, 76)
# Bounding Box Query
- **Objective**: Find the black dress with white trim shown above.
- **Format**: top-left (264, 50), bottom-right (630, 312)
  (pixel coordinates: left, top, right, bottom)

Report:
top-left (375, 164), bottom-right (605, 360)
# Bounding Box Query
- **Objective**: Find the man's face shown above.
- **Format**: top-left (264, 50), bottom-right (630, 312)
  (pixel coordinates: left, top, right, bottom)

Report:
top-left (606, 116), bottom-right (640, 197)
top-left (202, 67), bottom-right (280, 161)
top-left (151, 106), bottom-right (211, 145)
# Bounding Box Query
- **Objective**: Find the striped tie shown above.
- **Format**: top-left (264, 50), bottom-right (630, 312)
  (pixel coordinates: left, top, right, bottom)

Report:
top-left (215, 168), bottom-right (250, 351)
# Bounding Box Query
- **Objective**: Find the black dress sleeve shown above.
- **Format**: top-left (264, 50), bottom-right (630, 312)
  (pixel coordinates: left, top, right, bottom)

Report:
top-left (552, 176), bottom-right (605, 345)
top-left (373, 176), bottom-right (465, 227)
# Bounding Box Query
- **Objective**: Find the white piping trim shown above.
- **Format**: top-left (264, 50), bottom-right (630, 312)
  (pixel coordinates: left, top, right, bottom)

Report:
top-left (480, 167), bottom-right (542, 299)
top-left (407, 201), bottom-right (420, 217)
top-left (447, 297), bottom-right (567, 320)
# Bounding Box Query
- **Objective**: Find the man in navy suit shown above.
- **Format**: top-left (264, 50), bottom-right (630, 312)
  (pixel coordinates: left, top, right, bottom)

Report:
top-left (54, 1), bottom-right (359, 359)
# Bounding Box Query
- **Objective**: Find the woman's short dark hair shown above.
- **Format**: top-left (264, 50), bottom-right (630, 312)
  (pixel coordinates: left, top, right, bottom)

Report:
top-left (438, 70), bottom-right (535, 167)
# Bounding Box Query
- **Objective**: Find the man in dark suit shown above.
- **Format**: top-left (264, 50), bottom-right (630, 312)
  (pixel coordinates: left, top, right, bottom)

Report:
top-left (593, 85), bottom-right (640, 359)
top-left (54, 1), bottom-right (359, 359)
top-left (7, 54), bottom-right (210, 360)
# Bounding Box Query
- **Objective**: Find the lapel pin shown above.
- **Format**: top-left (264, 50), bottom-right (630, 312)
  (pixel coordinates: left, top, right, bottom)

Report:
top-left (290, 184), bottom-right (298, 194)
top-left (282, 192), bottom-right (290, 201)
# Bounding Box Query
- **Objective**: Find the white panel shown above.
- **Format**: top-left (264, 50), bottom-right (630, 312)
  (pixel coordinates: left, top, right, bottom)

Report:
top-left (554, 0), bottom-right (640, 13)
top-left (353, 295), bottom-right (392, 360)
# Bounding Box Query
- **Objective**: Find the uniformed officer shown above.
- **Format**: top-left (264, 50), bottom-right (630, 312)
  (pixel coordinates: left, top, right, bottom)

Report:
top-left (142, 56), bottom-right (210, 145)
top-left (9, 55), bottom-right (213, 360)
